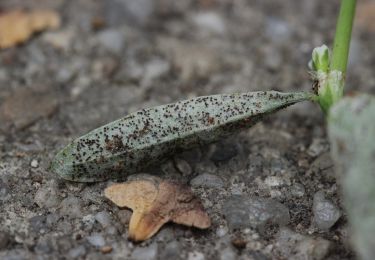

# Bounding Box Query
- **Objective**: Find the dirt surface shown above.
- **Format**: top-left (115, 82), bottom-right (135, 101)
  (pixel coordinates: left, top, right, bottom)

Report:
top-left (0, 0), bottom-right (374, 259)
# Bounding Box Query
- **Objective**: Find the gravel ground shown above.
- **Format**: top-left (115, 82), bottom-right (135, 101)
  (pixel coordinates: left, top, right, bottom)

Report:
top-left (0, 0), bottom-right (374, 259)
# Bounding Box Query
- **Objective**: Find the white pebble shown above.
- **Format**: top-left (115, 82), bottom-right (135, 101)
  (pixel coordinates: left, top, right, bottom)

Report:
top-left (31, 159), bottom-right (39, 168)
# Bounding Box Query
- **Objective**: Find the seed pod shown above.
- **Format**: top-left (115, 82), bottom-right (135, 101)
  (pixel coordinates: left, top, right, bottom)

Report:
top-left (51, 91), bottom-right (312, 182)
top-left (328, 94), bottom-right (375, 260)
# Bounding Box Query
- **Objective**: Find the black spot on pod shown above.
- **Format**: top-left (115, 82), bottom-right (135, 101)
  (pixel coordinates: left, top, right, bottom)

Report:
top-left (51, 91), bottom-right (312, 182)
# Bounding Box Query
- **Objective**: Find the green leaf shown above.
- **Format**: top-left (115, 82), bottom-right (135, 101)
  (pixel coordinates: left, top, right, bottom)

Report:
top-left (328, 94), bottom-right (375, 260)
top-left (51, 91), bottom-right (312, 182)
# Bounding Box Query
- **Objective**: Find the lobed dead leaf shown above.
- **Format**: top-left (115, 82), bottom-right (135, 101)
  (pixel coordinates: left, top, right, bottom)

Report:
top-left (104, 176), bottom-right (211, 242)
top-left (0, 9), bottom-right (60, 49)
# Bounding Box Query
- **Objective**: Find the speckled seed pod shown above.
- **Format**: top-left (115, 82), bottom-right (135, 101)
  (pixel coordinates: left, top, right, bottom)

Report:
top-left (51, 91), bottom-right (312, 182)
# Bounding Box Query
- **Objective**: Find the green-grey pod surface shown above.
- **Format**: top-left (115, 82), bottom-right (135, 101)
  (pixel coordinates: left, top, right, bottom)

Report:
top-left (328, 94), bottom-right (375, 260)
top-left (51, 91), bottom-right (312, 182)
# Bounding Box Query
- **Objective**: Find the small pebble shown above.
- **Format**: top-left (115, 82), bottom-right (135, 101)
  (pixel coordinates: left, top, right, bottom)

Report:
top-left (188, 251), bottom-right (205, 260)
top-left (30, 159), bottom-right (39, 168)
top-left (100, 246), bottom-right (113, 254)
top-left (29, 215), bottom-right (47, 233)
top-left (223, 195), bottom-right (290, 230)
top-left (143, 58), bottom-right (170, 82)
top-left (190, 173), bottom-right (224, 188)
top-left (34, 180), bottom-right (60, 208)
top-left (191, 12), bottom-right (226, 35)
top-left (210, 143), bottom-right (238, 163)
top-left (276, 228), bottom-right (331, 260)
top-left (68, 245), bottom-right (87, 258)
top-left (0, 87), bottom-right (58, 130)
top-left (219, 247), bottom-right (236, 260)
top-left (34, 238), bottom-right (53, 254)
top-left (174, 158), bottom-right (192, 176)
top-left (95, 211), bottom-right (112, 228)
top-left (0, 178), bottom-right (10, 200)
top-left (96, 29), bottom-right (125, 54)
top-left (216, 225), bottom-right (228, 237)
top-left (264, 176), bottom-right (284, 187)
top-left (159, 241), bottom-right (181, 259)
top-left (307, 138), bottom-right (328, 157)
top-left (59, 196), bottom-right (83, 218)
top-left (87, 233), bottom-right (106, 247)
top-left (313, 191), bottom-right (341, 230)
top-left (231, 237), bottom-right (247, 249)
top-left (265, 17), bottom-right (292, 44)
top-left (131, 242), bottom-right (158, 260)
top-left (0, 232), bottom-right (9, 250)
top-left (291, 183), bottom-right (305, 198)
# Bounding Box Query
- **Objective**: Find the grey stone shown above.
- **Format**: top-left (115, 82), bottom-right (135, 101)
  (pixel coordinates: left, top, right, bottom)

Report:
top-left (215, 225), bottom-right (228, 237)
top-left (191, 12), bottom-right (226, 35)
top-left (56, 67), bottom-right (74, 84)
top-left (56, 235), bottom-right (74, 254)
top-left (116, 209), bottom-right (132, 226)
top-left (223, 195), bottom-right (290, 230)
top-left (276, 228), bottom-right (331, 260)
top-left (131, 242), bottom-right (158, 260)
top-left (160, 241), bottom-right (181, 260)
top-left (219, 247), bottom-right (236, 260)
top-left (34, 180), bottom-right (60, 208)
top-left (187, 251), bottom-right (205, 260)
top-left (307, 138), bottom-right (329, 157)
top-left (156, 226), bottom-right (175, 242)
top-left (190, 173), bottom-right (224, 189)
top-left (0, 178), bottom-right (9, 201)
top-left (194, 161), bottom-right (217, 175)
top-left (265, 17), bottom-right (292, 44)
top-left (82, 214), bottom-right (96, 229)
top-left (95, 211), bottom-right (112, 228)
top-left (0, 232), bottom-right (9, 250)
top-left (30, 159), bottom-right (38, 168)
top-left (46, 213), bottom-right (60, 228)
top-left (34, 238), bottom-right (53, 254)
top-left (42, 29), bottom-right (74, 51)
top-left (0, 87), bottom-right (58, 130)
top-left (142, 58), bottom-right (170, 82)
top-left (154, 0), bottom-right (191, 16)
top-left (174, 158), bottom-right (192, 176)
top-left (263, 45), bottom-right (282, 71)
top-left (119, 0), bottom-right (154, 25)
top-left (86, 233), bottom-right (106, 247)
top-left (307, 152), bottom-right (335, 177)
top-left (56, 219), bottom-right (73, 234)
top-left (313, 191), bottom-right (341, 230)
top-left (59, 196), bottom-right (83, 218)
top-left (68, 245), bottom-right (87, 258)
top-left (177, 148), bottom-right (202, 164)
top-left (96, 29), bottom-right (125, 54)
top-left (158, 37), bottom-right (221, 82)
top-left (290, 183), bottom-right (305, 198)
top-left (210, 142), bottom-right (238, 163)
top-left (29, 215), bottom-right (47, 233)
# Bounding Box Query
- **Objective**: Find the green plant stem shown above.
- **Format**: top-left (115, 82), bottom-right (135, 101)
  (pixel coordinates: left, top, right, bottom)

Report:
top-left (316, 0), bottom-right (356, 114)
top-left (331, 0), bottom-right (356, 75)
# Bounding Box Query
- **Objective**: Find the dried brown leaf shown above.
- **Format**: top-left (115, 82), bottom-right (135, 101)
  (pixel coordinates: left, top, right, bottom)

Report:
top-left (104, 177), bottom-right (211, 242)
top-left (0, 9), bottom-right (60, 49)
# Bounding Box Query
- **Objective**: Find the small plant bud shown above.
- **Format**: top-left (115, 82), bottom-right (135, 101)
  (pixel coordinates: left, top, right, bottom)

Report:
top-left (311, 45), bottom-right (330, 73)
